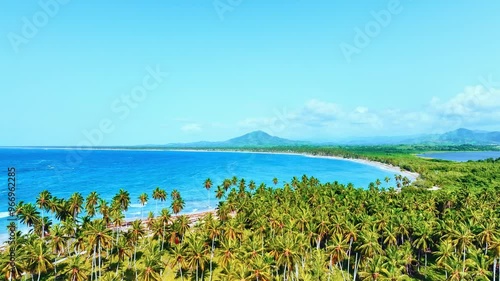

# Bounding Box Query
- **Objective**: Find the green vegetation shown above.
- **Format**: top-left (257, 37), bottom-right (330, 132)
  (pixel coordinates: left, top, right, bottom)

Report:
top-left (199, 145), bottom-right (500, 190)
top-left (1, 145), bottom-right (499, 280)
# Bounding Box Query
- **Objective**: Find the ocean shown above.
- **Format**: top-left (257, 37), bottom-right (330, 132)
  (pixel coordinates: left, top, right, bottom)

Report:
top-left (418, 151), bottom-right (500, 162)
top-left (0, 148), bottom-right (405, 242)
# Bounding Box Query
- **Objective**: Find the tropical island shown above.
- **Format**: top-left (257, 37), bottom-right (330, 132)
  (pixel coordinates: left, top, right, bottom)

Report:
top-left (1, 129), bottom-right (500, 281)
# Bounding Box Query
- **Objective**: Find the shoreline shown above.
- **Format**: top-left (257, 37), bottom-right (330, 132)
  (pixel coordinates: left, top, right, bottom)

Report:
top-left (170, 148), bottom-right (420, 181)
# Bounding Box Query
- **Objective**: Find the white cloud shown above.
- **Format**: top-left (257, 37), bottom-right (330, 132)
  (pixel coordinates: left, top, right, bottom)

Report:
top-left (429, 85), bottom-right (500, 128)
top-left (233, 83), bottom-right (500, 139)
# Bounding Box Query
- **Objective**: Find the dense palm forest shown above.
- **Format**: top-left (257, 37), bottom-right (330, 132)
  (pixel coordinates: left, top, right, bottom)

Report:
top-left (1, 146), bottom-right (500, 280)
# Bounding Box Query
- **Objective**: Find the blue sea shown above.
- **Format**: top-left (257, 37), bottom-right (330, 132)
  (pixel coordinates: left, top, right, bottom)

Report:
top-left (418, 151), bottom-right (500, 162)
top-left (0, 148), bottom-right (406, 242)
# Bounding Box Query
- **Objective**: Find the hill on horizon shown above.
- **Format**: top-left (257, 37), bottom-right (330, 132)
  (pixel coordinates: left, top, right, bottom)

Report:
top-left (164, 130), bottom-right (309, 148)
top-left (162, 128), bottom-right (500, 148)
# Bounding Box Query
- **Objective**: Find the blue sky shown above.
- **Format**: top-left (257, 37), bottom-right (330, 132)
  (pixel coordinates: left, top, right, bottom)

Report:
top-left (1, 0), bottom-right (500, 146)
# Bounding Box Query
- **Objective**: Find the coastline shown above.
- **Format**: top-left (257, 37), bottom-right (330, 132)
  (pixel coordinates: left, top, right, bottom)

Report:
top-left (0, 149), bottom-right (419, 247)
top-left (170, 148), bottom-right (420, 181)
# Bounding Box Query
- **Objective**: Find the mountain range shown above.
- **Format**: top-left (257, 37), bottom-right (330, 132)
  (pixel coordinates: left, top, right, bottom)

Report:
top-left (164, 128), bottom-right (500, 148)
top-left (165, 131), bottom-right (308, 148)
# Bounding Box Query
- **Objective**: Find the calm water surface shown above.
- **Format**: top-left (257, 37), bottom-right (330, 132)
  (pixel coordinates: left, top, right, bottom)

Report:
top-left (418, 151), bottom-right (500, 162)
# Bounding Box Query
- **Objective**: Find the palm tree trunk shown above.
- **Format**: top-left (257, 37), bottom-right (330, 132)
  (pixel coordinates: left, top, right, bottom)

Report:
top-left (492, 257), bottom-right (497, 281)
top-left (283, 263), bottom-right (287, 281)
top-left (329, 254), bottom-right (333, 280)
top-left (37, 270), bottom-right (41, 281)
top-left (91, 244), bottom-right (96, 281)
top-left (98, 240), bottom-right (102, 280)
top-left (462, 245), bottom-right (466, 273)
top-left (347, 237), bottom-right (353, 276)
top-left (178, 261), bottom-right (184, 281)
top-left (352, 253), bottom-right (359, 281)
top-left (161, 222), bottom-right (166, 251)
top-left (196, 261), bottom-right (199, 281)
top-left (209, 236), bottom-right (214, 281)
top-left (41, 209), bottom-right (44, 239)
top-left (134, 241), bottom-right (138, 274)
top-left (494, 258), bottom-right (497, 281)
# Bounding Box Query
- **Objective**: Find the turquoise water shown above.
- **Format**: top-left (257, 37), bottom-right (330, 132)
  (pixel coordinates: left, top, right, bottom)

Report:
top-left (0, 148), bottom-right (406, 242)
top-left (418, 151), bottom-right (500, 162)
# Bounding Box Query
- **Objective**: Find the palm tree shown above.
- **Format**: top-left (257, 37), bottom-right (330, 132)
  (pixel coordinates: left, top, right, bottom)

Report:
top-left (169, 243), bottom-right (187, 281)
top-left (113, 189), bottom-right (131, 223)
top-left (434, 239), bottom-right (455, 278)
top-left (124, 220), bottom-right (144, 278)
top-left (158, 208), bottom-right (171, 250)
top-left (84, 219), bottom-right (113, 280)
top-left (273, 177), bottom-right (278, 186)
top-left (222, 179), bottom-right (232, 191)
top-left (248, 180), bottom-right (256, 191)
top-left (358, 255), bottom-right (387, 281)
top-left (185, 233), bottom-right (209, 281)
top-left (356, 229), bottom-right (383, 259)
top-left (0, 246), bottom-right (23, 280)
top-left (25, 238), bottom-right (53, 281)
top-left (111, 235), bottom-right (131, 276)
top-left (170, 215), bottom-right (190, 244)
top-left (16, 202), bottom-right (40, 230)
top-left (269, 233), bottom-right (301, 280)
top-left (413, 222), bottom-right (433, 268)
top-left (384, 176), bottom-right (391, 185)
top-left (36, 190), bottom-right (52, 239)
top-left (171, 197), bottom-right (185, 215)
top-left (138, 192), bottom-right (148, 220)
top-left (97, 199), bottom-right (111, 226)
top-left (231, 176), bottom-right (238, 186)
top-left (85, 191), bottom-right (100, 217)
top-left (138, 244), bottom-right (164, 281)
top-left (467, 248), bottom-right (491, 280)
top-left (215, 185), bottom-right (225, 200)
top-left (326, 233), bottom-right (349, 273)
top-left (52, 197), bottom-right (71, 222)
top-left (203, 213), bottom-right (220, 281)
top-left (446, 222), bottom-right (474, 273)
top-left (171, 189), bottom-right (181, 200)
top-left (113, 189), bottom-right (131, 212)
top-left (220, 262), bottom-right (252, 281)
top-left (48, 224), bottom-right (67, 267)
top-left (152, 186), bottom-right (166, 215)
top-left (68, 192), bottom-right (84, 220)
top-left (477, 220), bottom-right (498, 255)
top-left (62, 255), bottom-right (89, 281)
top-left (248, 254), bottom-right (273, 281)
top-left (110, 203), bottom-right (125, 245)
top-left (205, 178), bottom-right (213, 209)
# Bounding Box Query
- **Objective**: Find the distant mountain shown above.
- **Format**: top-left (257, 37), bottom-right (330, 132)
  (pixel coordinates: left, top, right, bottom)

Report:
top-left (161, 128), bottom-right (500, 148)
top-left (165, 131), bottom-right (309, 148)
top-left (325, 128), bottom-right (500, 145)
top-left (405, 128), bottom-right (500, 145)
